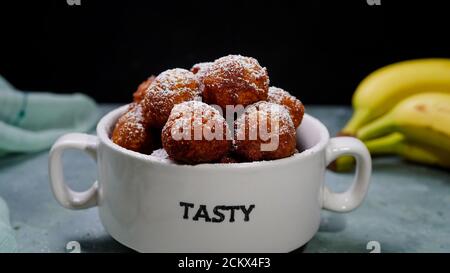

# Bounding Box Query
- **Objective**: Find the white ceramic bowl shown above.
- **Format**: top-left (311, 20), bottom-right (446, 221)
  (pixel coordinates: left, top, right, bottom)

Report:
top-left (49, 105), bottom-right (371, 252)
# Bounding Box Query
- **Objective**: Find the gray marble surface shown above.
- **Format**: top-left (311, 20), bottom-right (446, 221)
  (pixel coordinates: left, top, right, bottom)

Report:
top-left (0, 104), bottom-right (449, 253)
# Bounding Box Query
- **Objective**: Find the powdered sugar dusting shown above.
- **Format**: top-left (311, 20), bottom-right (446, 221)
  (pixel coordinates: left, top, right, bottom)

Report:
top-left (234, 101), bottom-right (295, 138)
top-left (120, 104), bottom-right (145, 137)
top-left (162, 100), bottom-right (232, 163)
top-left (150, 148), bottom-right (169, 159)
top-left (111, 103), bottom-right (151, 152)
top-left (149, 148), bottom-right (175, 163)
top-left (149, 68), bottom-right (201, 97)
top-left (191, 62), bottom-right (212, 75)
top-left (143, 68), bottom-right (202, 127)
top-left (214, 55), bottom-right (268, 81)
top-left (268, 86), bottom-right (304, 128)
top-left (166, 101), bottom-right (229, 135)
top-left (204, 55), bottom-right (269, 96)
top-left (268, 86), bottom-right (291, 103)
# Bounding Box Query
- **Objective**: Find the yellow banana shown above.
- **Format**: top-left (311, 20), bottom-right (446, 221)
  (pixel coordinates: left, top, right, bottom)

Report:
top-left (365, 132), bottom-right (450, 169)
top-left (332, 132), bottom-right (450, 171)
top-left (341, 58), bottom-right (450, 135)
top-left (357, 92), bottom-right (450, 152)
top-left (330, 156), bottom-right (355, 172)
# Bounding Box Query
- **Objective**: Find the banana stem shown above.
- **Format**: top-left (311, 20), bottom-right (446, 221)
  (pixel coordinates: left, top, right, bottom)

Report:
top-left (340, 108), bottom-right (371, 136)
top-left (332, 133), bottom-right (404, 173)
top-left (364, 133), bottom-right (450, 168)
top-left (357, 114), bottom-right (396, 140)
top-left (398, 143), bottom-right (450, 168)
top-left (364, 133), bottom-right (405, 154)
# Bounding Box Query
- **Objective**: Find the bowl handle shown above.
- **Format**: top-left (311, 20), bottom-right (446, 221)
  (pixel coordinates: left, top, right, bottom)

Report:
top-left (49, 133), bottom-right (98, 210)
top-left (323, 137), bottom-right (372, 212)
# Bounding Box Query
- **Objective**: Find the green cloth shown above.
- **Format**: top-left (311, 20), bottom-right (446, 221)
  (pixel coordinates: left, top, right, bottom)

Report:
top-left (0, 75), bottom-right (99, 252)
top-left (0, 75), bottom-right (99, 155)
top-left (0, 197), bottom-right (16, 252)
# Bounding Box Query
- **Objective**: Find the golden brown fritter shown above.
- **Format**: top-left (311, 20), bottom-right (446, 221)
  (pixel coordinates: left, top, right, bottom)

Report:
top-left (234, 101), bottom-right (296, 161)
top-left (162, 101), bottom-right (231, 164)
top-left (268, 86), bottom-right (304, 128)
top-left (142, 69), bottom-right (201, 128)
top-left (111, 103), bottom-right (154, 154)
top-left (111, 55), bottom-right (304, 164)
top-left (201, 55), bottom-right (269, 111)
top-left (133, 76), bottom-right (155, 103)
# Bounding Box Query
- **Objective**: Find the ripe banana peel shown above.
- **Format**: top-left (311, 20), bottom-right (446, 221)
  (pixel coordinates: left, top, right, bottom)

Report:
top-left (333, 133), bottom-right (450, 171)
top-left (366, 133), bottom-right (450, 168)
top-left (341, 58), bottom-right (450, 136)
top-left (357, 92), bottom-right (450, 152)
top-left (333, 92), bottom-right (450, 172)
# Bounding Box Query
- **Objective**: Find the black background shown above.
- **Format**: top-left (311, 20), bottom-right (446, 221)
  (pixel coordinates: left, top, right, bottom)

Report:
top-left (1, 0), bottom-right (449, 104)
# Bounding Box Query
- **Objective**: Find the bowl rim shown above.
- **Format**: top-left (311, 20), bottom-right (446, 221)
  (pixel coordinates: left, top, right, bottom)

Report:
top-left (97, 104), bottom-right (330, 170)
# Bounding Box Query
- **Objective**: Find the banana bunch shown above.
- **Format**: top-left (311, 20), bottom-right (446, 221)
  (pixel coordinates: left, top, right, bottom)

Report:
top-left (334, 59), bottom-right (450, 171)
top-left (365, 133), bottom-right (450, 168)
